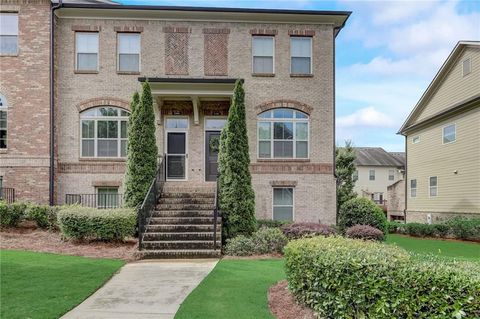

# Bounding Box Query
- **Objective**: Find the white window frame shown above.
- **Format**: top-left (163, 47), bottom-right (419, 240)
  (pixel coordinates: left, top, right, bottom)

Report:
top-left (75, 32), bottom-right (99, 72)
top-left (388, 169), bottom-right (395, 181)
top-left (462, 58), bottom-right (471, 77)
top-left (272, 187), bottom-right (295, 221)
top-left (0, 94), bottom-right (7, 150)
top-left (252, 36), bottom-right (275, 75)
top-left (412, 135), bottom-right (420, 144)
top-left (96, 187), bottom-right (120, 209)
top-left (0, 12), bottom-right (19, 55)
top-left (442, 123), bottom-right (456, 144)
top-left (429, 176), bottom-right (438, 198)
top-left (80, 107), bottom-right (129, 159)
top-left (290, 36), bottom-right (313, 75)
top-left (257, 109), bottom-right (309, 160)
top-left (369, 169), bottom-right (375, 181)
top-left (164, 116), bottom-right (189, 182)
top-left (410, 179), bottom-right (417, 198)
top-left (117, 32), bottom-right (141, 73)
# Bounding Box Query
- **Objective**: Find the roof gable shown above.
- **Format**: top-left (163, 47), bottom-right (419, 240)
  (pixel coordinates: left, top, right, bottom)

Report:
top-left (353, 147), bottom-right (405, 167)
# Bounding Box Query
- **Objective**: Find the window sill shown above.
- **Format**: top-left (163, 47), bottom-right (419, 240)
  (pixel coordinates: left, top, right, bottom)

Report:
top-left (0, 149), bottom-right (7, 154)
top-left (290, 74), bottom-right (313, 78)
top-left (79, 157), bottom-right (126, 162)
top-left (74, 70), bottom-right (99, 74)
top-left (0, 53), bottom-right (18, 57)
top-left (117, 71), bottom-right (141, 75)
top-left (252, 73), bottom-right (275, 77)
top-left (257, 158), bottom-right (310, 163)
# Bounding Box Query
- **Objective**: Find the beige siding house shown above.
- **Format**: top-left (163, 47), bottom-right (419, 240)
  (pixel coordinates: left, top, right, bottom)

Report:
top-left (399, 41), bottom-right (480, 223)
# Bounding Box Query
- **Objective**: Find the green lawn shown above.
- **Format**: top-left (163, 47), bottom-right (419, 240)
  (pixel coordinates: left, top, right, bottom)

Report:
top-left (0, 250), bottom-right (124, 319)
top-left (175, 259), bottom-right (285, 319)
top-left (386, 234), bottom-right (480, 261)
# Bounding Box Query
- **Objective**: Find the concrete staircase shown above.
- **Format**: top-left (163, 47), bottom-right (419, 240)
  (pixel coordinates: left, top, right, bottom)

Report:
top-left (140, 185), bottom-right (221, 259)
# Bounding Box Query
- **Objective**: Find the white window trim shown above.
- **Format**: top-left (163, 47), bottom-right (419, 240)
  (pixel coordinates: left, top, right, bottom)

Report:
top-left (203, 116), bottom-right (227, 183)
top-left (462, 58), bottom-right (471, 77)
top-left (0, 12), bottom-right (19, 56)
top-left (257, 109), bottom-right (310, 160)
top-left (388, 169), bottom-right (395, 181)
top-left (290, 36), bottom-right (313, 75)
top-left (428, 176), bottom-right (438, 198)
top-left (369, 169), bottom-right (375, 181)
top-left (79, 107), bottom-right (129, 159)
top-left (251, 36), bottom-right (275, 74)
top-left (164, 116), bottom-right (189, 182)
top-left (117, 32), bottom-right (141, 73)
top-left (412, 135), bottom-right (420, 144)
top-left (75, 32), bottom-right (99, 72)
top-left (442, 123), bottom-right (456, 144)
top-left (272, 187), bottom-right (295, 221)
top-left (410, 179), bottom-right (417, 198)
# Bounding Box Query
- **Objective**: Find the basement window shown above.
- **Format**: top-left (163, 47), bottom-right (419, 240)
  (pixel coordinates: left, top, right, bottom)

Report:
top-left (273, 188), bottom-right (294, 221)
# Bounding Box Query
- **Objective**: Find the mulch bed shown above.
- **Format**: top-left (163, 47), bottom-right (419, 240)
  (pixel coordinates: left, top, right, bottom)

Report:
top-left (0, 227), bottom-right (138, 261)
top-left (268, 280), bottom-right (316, 319)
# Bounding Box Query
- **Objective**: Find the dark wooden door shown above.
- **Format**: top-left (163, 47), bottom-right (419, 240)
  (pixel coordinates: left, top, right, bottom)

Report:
top-left (205, 131), bottom-right (221, 181)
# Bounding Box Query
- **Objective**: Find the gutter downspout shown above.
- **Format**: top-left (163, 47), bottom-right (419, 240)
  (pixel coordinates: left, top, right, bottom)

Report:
top-left (403, 135), bottom-right (407, 223)
top-left (50, 0), bottom-right (62, 206)
top-left (333, 26), bottom-right (339, 224)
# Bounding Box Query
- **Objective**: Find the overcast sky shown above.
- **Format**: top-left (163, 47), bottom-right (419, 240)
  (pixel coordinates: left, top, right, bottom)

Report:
top-left (121, 0), bottom-right (480, 151)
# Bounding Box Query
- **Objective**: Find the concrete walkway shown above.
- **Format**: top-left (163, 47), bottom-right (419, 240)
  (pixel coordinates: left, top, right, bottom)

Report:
top-left (62, 259), bottom-right (218, 319)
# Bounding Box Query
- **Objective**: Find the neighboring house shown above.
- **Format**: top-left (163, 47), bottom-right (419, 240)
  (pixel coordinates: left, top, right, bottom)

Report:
top-left (0, 1), bottom-right (350, 225)
top-left (399, 41), bottom-right (480, 223)
top-left (352, 147), bottom-right (405, 215)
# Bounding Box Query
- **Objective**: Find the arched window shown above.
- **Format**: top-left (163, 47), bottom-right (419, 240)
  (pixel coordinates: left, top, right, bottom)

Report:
top-left (80, 106), bottom-right (130, 158)
top-left (257, 108), bottom-right (309, 159)
top-left (0, 94), bottom-right (7, 149)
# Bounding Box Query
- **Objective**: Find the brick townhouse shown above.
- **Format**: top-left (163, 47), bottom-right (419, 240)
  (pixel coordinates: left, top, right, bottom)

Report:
top-left (0, 1), bottom-right (350, 224)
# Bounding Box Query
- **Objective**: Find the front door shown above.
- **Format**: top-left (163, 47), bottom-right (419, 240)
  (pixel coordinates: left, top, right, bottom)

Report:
top-left (166, 132), bottom-right (187, 180)
top-left (205, 131), bottom-right (221, 181)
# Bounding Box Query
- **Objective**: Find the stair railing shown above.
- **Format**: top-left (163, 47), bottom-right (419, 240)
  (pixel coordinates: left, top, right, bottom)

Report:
top-left (213, 174), bottom-right (221, 251)
top-left (138, 157), bottom-right (165, 250)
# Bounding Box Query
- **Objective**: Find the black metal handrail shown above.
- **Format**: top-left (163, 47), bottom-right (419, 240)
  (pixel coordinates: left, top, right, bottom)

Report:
top-left (138, 157), bottom-right (165, 250)
top-left (213, 174), bottom-right (221, 251)
top-left (65, 193), bottom-right (124, 208)
top-left (0, 187), bottom-right (15, 203)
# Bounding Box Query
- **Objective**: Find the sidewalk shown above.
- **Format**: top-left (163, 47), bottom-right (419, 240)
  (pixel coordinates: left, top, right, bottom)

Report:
top-left (61, 259), bottom-right (218, 319)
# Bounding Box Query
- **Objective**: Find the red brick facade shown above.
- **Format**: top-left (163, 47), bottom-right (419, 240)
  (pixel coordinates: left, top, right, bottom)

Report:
top-left (0, 0), bottom-right (51, 204)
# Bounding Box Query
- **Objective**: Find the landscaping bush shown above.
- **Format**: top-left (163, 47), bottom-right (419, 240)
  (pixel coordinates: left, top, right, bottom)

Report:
top-left (0, 201), bottom-right (27, 227)
top-left (280, 222), bottom-right (336, 240)
top-left (446, 217), bottom-right (480, 240)
top-left (225, 227), bottom-right (287, 256)
top-left (345, 224), bottom-right (384, 241)
top-left (387, 221), bottom-right (405, 233)
top-left (57, 207), bottom-right (136, 241)
top-left (26, 204), bottom-right (58, 229)
top-left (284, 236), bottom-right (480, 319)
top-left (432, 223), bottom-right (450, 237)
top-left (405, 222), bottom-right (436, 237)
top-left (256, 219), bottom-right (290, 229)
top-left (338, 197), bottom-right (387, 234)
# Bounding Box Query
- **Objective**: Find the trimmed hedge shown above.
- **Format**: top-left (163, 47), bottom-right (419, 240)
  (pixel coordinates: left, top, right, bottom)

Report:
top-left (224, 227), bottom-right (288, 256)
top-left (388, 218), bottom-right (480, 240)
top-left (57, 207), bottom-right (136, 241)
top-left (256, 219), bottom-right (291, 229)
top-left (338, 197), bottom-right (387, 234)
top-left (26, 204), bottom-right (58, 229)
top-left (345, 224), bottom-right (384, 241)
top-left (0, 201), bottom-right (27, 227)
top-left (284, 236), bottom-right (480, 319)
top-left (280, 222), bottom-right (336, 240)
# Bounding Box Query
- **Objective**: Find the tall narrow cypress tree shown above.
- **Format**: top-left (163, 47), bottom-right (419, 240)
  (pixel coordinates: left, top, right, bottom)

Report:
top-left (336, 140), bottom-right (357, 213)
top-left (124, 82), bottom-right (158, 208)
top-left (218, 80), bottom-right (256, 239)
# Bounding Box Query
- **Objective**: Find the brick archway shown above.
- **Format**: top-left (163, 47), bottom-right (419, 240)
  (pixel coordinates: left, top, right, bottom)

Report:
top-left (255, 99), bottom-right (313, 115)
top-left (76, 97), bottom-right (131, 113)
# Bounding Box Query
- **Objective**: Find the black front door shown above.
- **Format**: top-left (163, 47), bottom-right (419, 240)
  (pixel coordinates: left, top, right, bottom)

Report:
top-left (205, 131), bottom-right (221, 181)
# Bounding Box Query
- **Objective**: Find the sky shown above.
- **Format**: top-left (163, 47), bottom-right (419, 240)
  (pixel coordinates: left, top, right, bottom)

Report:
top-left (121, 0), bottom-right (480, 151)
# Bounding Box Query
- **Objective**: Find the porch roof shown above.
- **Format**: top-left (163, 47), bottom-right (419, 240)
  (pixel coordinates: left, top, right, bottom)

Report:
top-left (137, 78), bottom-right (241, 97)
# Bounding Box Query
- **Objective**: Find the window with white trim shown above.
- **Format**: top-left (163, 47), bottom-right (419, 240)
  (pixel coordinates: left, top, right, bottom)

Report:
top-left (410, 179), bottom-right (417, 198)
top-left (352, 170), bottom-right (358, 182)
top-left (443, 124), bottom-right (456, 144)
top-left (257, 108), bottom-right (309, 159)
top-left (76, 32), bottom-right (99, 71)
top-left (429, 176), bottom-right (438, 197)
top-left (273, 187), bottom-right (294, 221)
top-left (97, 187), bottom-right (119, 209)
top-left (80, 106), bottom-right (129, 158)
top-left (0, 13), bottom-right (18, 55)
top-left (117, 33), bottom-right (140, 72)
top-left (369, 169), bottom-right (375, 181)
top-left (252, 36), bottom-right (274, 74)
top-left (290, 37), bottom-right (312, 75)
top-left (0, 94), bottom-right (7, 149)
top-left (412, 136), bottom-right (420, 144)
top-left (462, 58), bottom-right (471, 77)
top-left (388, 169), bottom-right (395, 181)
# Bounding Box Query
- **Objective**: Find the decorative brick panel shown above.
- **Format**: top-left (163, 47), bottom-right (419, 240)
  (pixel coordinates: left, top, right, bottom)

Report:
top-left (163, 26), bottom-right (191, 33)
top-left (76, 97), bottom-right (131, 113)
top-left (204, 30), bottom-right (228, 76)
top-left (249, 29), bottom-right (278, 36)
top-left (201, 101), bottom-right (230, 116)
top-left (161, 100), bottom-right (193, 115)
top-left (58, 163), bottom-right (126, 174)
top-left (203, 28), bottom-right (230, 34)
top-left (165, 32), bottom-right (189, 75)
top-left (288, 29), bottom-right (315, 37)
top-left (250, 163), bottom-right (333, 174)
top-left (113, 26), bottom-right (144, 33)
top-left (256, 99), bottom-right (314, 115)
top-left (71, 25), bottom-right (101, 32)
